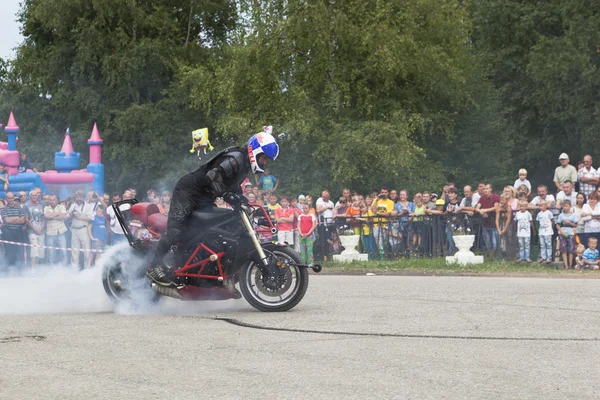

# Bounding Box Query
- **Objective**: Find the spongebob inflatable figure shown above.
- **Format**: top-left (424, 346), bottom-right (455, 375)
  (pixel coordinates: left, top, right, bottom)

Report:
top-left (189, 128), bottom-right (214, 156)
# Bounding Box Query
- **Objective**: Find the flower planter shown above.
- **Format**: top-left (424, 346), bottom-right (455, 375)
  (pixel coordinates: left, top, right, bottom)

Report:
top-left (445, 234), bottom-right (483, 265)
top-left (339, 235), bottom-right (360, 255)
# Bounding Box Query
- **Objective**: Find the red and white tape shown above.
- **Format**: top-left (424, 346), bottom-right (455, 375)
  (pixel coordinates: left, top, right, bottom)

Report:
top-left (0, 239), bottom-right (107, 253)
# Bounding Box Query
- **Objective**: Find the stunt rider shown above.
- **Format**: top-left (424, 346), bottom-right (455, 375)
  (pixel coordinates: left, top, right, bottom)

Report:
top-left (147, 132), bottom-right (280, 292)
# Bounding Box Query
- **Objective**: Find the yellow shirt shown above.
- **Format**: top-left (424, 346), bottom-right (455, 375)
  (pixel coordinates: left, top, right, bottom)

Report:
top-left (361, 210), bottom-right (375, 235)
top-left (371, 198), bottom-right (395, 227)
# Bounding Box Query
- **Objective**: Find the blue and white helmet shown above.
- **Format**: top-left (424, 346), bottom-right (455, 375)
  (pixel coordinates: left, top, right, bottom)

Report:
top-left (247, 132), bottom-right (279, 174)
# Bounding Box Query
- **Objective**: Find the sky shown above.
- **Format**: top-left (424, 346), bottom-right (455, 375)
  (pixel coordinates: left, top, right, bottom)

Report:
top-left (0, 0), bottom-right (23, 60)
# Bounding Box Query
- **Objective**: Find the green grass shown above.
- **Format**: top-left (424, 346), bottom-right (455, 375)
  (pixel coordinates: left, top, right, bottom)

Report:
top-left (319, 258), bottom-right (599, 276)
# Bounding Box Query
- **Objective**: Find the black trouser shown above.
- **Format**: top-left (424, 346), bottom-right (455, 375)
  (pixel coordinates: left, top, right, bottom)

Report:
top-left (153, 182), bottom-right (214, 265)
top-left (3, 229), bottom-right (23, 267)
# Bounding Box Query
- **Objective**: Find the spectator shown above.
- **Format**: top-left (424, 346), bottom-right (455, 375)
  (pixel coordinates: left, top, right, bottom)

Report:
top-left (44, 194), bottom-right (68, 264)
top-left (556, 181), bottom-right (578, 208)
top-left (161, 191), bottom-right (171, 214)
top-left (411, 195), bottom-right (426, 251)
top-left (443, 188), bottom-right (461, 254)
top-left (257, 168), bottom-right (278, 192)
top-left (389, 190), bottom-right (398, 204)
top-left (458, 185), bottom-right (478, 215)
top-left (88, 205), bottom-right (107, 266)
top-left (577, 155), bottom-right (598, 197)
top-left (536, 200), bottom-right (555, 264)
top-left (316, 190), bottom-right (334, 224)
top-left (102, 193), bottom-right (110, 206)
top-left (573, 193), bottom-right (587, 235)
top-left (42, 193), bottom-right (50, 205)
top-left (106, 192), bottom-right (127, 245)
top-left (394, 190), bottom-right (415, 249)
top-left (266, 193), bottom-right (280, 215)
top-left (516, 184), bottom-right (530, 201)
top-left (476, 183), bottom-right (485, 199)
top-left (215, 197), bottom-right (232, 209)
top-left (275, 196), bottom-right (296, 245)
top-left (513, 168), bottom-right (531, 196)
top-left (530, 185), bottom-right (556, 210)
top-left (574, 244), bottom-right (586, 270)
top-left (68, 190), bottom-right (94, 269)
top-left (514, 200), bottom-right (534, 263)
top-left (0, 163), bottom-right (8, 191)
top-left (128, 188), bottom-right (137, 200)
top-left (86, 190), bottom-right (105, 212)
top-left (290, 197), bottom-right (300, 251)
top-left (296, 195), bottom-right (306, 211)
top-left (422, 192), bottom-right (436, 211)
top-left (495, 194), bottom-right (514, 260)
top-left (357, 201), bottom-right (376, 259)
top-left (305, 195), bottom-right (316, 216)
top-left (370, 187), bottom-right (395, 256)
top-left (346, 196), bottom-right (362, 235)
top-left (148, 189), bottom-right (165, 213)
top-left (503, 186), bottom-right (519, 211)
top-left (18, 152), bottom-right (38, 173)
top-left (333, 196), bottom-right (348, 217)
top-left (554, 153), bottom-right (578, 191)
top-left (582, 237), bottom-right (600, 270)
top-left (246, 192), bottom-right (257, 204)
top-left (243, 182), bottom-right (253, 195)
top-left (0, 192), bottom-right (25, 268)
top-left (581, 192), bottom-right (600, 239)
top-left (25, 189), bottom-right (45, 270)
top-left (336, 189), bottom-right (352, 207)
top-left (297, 203), bottom-right (317, 264)
top-left (556, 200), bottom-right (578, 269)
top-left (476, 183), bottom-right (500, 259)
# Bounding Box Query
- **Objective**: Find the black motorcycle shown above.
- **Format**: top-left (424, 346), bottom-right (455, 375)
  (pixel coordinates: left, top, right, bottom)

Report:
top-left (102, 192), bottom-right (321, 312)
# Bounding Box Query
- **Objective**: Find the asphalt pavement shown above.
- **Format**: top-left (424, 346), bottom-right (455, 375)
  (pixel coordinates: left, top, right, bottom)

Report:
top-left (1, 269), bottom-right (599, 399)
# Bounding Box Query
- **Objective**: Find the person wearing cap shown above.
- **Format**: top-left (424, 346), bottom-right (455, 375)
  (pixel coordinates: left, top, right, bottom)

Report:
top-left (554, 153), bottom-right (578, 191)
top-left (297, 195), bottom-right (306, 211)
top-left (67, 190), bottom-right (95, 269)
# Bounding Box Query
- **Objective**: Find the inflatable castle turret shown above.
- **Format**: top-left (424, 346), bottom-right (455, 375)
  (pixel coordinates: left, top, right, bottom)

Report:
top-left (87, 123), bottom-right (104, 194)
top-left (0, 111), bottom-right (106, 199)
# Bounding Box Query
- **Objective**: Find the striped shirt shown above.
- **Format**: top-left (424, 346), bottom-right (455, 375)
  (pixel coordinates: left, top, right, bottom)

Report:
top-left (0, 205), bottom-right (24, 230)
top-left (578, 166), bottom-right (598, 197)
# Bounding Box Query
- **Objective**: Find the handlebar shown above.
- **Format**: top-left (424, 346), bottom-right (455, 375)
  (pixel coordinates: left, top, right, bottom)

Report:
top-left (223, 192), bottom-right (248, 208)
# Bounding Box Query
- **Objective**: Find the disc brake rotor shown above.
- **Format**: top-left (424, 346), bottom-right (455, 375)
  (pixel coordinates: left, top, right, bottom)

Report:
top-left (254, 264), bottom-right (293, 296)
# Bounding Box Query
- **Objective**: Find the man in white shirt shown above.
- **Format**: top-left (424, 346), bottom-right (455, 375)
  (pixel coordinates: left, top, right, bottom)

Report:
top-left (316, 190), bottom-right (334, 224)
top-left (578, 155), bottom-right (598, 197)
top-left (106, 192), bottom-right (128, 245)
top-left (530, 185), bottom-right (556, 210)
top-left (458, 185), bottom-right (479, 216)
top-left (556, 181), bottom-right (578, 208)
top-left (67, 190), bottom-right (95, 269)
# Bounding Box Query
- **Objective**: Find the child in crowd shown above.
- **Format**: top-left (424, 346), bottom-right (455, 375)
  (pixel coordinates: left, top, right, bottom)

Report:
top-left (536, 200), bottom-right (555, 264)
top-left (555, 199), bottom-right (578, 269)
top-left (582, 237), bottom-right (600, 270)
top-left (574, 244), bottom-right (586, 271)
top-left (411, 195), bottom-right (426, 251)
top-left (514, 200), bottom-right (534, 262)
top-left (346, 196), bottom-right (362, 235)
top-left (297, 203), bottom-right (317, 264)
top-left (357, 201), bottom-right (376, 259)
top-left (514, 168), bottom-right (531, 196)
top-left (88, 205), bottom-right (107, 266)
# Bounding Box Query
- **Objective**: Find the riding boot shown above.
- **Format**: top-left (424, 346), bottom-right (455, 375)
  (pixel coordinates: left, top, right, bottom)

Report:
top-left (147, 244), bottom-right (182, 287)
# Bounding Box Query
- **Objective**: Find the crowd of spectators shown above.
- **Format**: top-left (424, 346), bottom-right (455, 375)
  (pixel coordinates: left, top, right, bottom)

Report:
top-left (242, 153), bottom-right (600, 270)
top-left (2, 151), bottom-right (600, 273)
top-left (0, 186), bottom-right (172, 273)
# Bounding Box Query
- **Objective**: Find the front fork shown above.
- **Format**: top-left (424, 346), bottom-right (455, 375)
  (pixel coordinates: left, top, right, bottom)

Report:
top-left (239, 209), bottom-right (270, 267)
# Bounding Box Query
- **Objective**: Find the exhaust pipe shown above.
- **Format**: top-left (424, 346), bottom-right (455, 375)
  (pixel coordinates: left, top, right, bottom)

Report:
top-left (151, 283), bottom-right (183, 299)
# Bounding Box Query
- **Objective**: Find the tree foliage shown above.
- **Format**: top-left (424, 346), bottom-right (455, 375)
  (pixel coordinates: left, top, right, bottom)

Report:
top-left (0, 0), bottom-right (594, 196)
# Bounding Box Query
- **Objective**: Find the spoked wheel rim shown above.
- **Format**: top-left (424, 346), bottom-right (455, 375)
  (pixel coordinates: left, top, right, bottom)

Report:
top-left (244, 251), bottom-right (302, 307)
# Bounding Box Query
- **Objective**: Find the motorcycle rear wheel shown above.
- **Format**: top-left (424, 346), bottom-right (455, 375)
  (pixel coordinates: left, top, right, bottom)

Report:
top-left (239, 246), bottom-right (309, 312)
top-left (102, 254), bottom-right (159, 306)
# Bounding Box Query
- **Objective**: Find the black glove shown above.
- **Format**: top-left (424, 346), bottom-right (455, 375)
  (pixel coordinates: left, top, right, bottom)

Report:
top-left (206, 169), bottom-right (226, 196)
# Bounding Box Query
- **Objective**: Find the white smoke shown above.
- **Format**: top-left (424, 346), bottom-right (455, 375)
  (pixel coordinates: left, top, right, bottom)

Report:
top-left (0, 241), bottom-right (245, 315)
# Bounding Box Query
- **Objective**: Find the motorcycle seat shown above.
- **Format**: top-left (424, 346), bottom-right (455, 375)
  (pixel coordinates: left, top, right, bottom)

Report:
top-left (191, 207), bottom-right (234, 224)
top-left (129, 202), bottom-right (161, 225)
top-left (147, 213), bottom-right (168, 233)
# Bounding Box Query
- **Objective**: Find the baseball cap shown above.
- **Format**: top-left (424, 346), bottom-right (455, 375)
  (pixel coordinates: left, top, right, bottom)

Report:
top-left (244, 182), bottom-right (253, 186)
top-left (559, 153), bottom-right (569, 160)
top-left (298, 195), bottom-right (306, 201)
top-left (435, 199), bottom-right (445, 206)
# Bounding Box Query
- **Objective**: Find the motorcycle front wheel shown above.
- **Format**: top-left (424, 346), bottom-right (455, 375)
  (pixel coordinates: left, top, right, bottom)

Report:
top-left (239, 246), bottom-right (309, 312)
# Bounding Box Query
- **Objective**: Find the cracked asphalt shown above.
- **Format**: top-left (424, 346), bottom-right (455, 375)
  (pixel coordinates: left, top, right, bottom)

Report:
top-left (1, 272), bottom-right (600, 399)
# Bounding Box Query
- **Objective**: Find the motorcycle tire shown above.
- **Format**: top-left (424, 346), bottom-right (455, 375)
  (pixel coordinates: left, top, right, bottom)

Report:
top-left (102, 254), bottom-right (159, 306)
top-left (239, 246), bottom-right (309, 312)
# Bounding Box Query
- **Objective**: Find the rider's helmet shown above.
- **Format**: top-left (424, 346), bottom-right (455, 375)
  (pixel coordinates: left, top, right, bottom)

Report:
top-left (247, 132), bottom-right (279, 174)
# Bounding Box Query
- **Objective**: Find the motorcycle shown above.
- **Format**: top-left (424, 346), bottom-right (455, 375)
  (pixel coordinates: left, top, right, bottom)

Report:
top-left (102, 192), bottom-right (322, 312)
